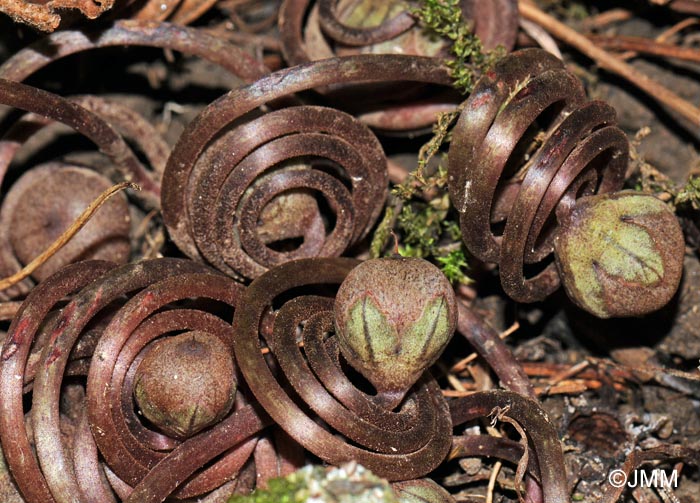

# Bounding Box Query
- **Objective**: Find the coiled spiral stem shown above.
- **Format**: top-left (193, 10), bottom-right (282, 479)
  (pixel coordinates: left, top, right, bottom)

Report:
top-left (280, 0), bottom-right (518, 66)
top-left (317, 0), bottom-right (416, 47)
top-left (0, 259), bottom-right (267, 503)
top-left (449, 390), bottom-right (569, 503)
top-left (277, 1), bottom-right (516, 132)
top-left (161, 54), bottom-right (452, 280)
top-left (231, 257), bottom-right (453, 480)
top-left (0, 20), bottom-right (269, 85)
top-left (448, 48), bottom-right (629, 303)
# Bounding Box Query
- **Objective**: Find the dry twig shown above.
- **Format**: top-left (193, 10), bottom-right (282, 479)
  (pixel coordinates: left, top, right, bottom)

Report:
top-left (519, 1), bottom-right (700, 127)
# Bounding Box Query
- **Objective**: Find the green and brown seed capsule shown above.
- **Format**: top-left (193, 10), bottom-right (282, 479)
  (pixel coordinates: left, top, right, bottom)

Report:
top-left (133, 331), bottom-right (236, 439)
top-left (554, 191), bottom-right (685, 318)
top-left (333, 256), bottom-right (457, 407)
top-left (393, 478), bottom-right (456, 503)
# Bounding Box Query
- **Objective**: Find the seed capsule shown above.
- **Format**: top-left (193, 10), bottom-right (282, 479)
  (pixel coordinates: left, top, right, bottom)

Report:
top-left (4, 164), bottom-right (131, 282)
top-left (554, 191), bottom-right (684, 318)
top-left (334, 257), bottom-right (457, 407)
top-left (394, 478), bottom-right (456, 503)
top-left (133, 331), bottom-right (236, 439)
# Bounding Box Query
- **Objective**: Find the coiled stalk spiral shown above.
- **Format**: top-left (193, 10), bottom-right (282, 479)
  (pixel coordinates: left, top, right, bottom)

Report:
top-left (280, 0), bottom-right (519, 65)
top-left (161, 54), bottom-right (453, 280)
top-left (448, 48), bottom-right (629, 303)
top-left (0, 259), bottom-right (268, 503)
top-left (278, 0), bottom-right (518, 132)
top-left (231, 257), bottom-right (453, 480)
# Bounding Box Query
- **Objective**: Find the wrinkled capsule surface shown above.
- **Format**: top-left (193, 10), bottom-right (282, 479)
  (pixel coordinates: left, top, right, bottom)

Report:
top-left (554, 191), bottom-right (684, 318)
top-left (134, 331), bottom-right (236, 439)
top-left (334, 257), bottom-right (457, 406)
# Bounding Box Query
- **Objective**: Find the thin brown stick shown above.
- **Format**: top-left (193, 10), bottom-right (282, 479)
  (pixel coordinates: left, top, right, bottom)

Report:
top-left (0, 182), bottom-right (139, 292)
top-left (442, 379), bottom-right (625, 397)
top-left (442, 387), bottom-right (475, 397)
top-left (588, 34), bottom-right (700, 64)
top-left (656, 18), bottom-right (699, 43)
top-left (581, 8), bottom-right (633, 30)
top-left (547, 360), bottom-right (590, 385)
top-left (451, 322), bottom-right (520, 373)
top-left (520, 361), bottom-right (634, 382)
top-left (486, 461), bottom-right (503, 503)
top-left (587, 356), bottom-right (700, 383)
top-left (0, 301), bottom-right (22, 320)
top-left (519, 1), bottom-right (700, 127)
top-left (667, 0), bottom-right (700, 16)
top-left (617, 19), bottom-right (700, 61)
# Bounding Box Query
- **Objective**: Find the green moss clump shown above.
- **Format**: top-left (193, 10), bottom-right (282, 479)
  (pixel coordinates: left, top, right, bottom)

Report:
top-left (674, 175), bottom-right (700, 210)
top-left (435, 248), bottom-right (469, 285)
top-left (411, 0), bottom-right (504, 94)
top-left (369, 110), bottom-right (471, 284)
top-left (228, 464), bottom-right (399, 503)
top-left (228, 474), bottom-right (307, 503)
top-left (393, 194), bottom-right (471, 285)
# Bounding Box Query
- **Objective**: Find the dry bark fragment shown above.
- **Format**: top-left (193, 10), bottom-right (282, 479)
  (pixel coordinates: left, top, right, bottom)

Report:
top-left (0, 0), bottom-right (115, 32)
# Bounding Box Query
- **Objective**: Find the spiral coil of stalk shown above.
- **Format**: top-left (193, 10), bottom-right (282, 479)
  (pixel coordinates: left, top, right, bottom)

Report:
top-left (231, 257), bottom-right (453, 480)
top-left (448, 48), bottom-right (629, 303)
top-left (0, 259), bottom-right (268, 503)
top-left (161, 54), bottom-right (453, 280)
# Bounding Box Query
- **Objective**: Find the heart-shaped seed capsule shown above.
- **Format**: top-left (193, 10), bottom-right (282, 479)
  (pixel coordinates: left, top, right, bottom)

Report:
top-left (554, 191), bottom-right (684, 318)
top-left (333, 256), bottom-right (457, 408)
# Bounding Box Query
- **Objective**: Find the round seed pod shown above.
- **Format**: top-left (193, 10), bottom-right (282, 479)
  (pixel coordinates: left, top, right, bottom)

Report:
top-left (393, 478), bottom-right (456, 503)
top-left (333, 257), bottom-right (457, 407)
top-left (133, 331), bottom-right (237, 439)
top-left (3, 163), bottom-right (131, 282)
top-left (554, 191), bottom-right (685, 318)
